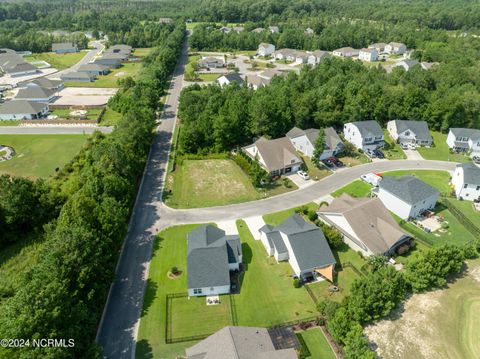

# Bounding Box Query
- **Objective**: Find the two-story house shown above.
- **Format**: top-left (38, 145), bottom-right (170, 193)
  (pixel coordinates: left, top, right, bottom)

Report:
top-left (451, 163), bottom-right (480, 202)
top-left (257, 43), bottom-right (275, 57)
top-left (343, 121), bottom-right (384, 151)
top-left (446, 128), bottom-right (480, 157)
top-left (387, 120), bottom-right (433, 146)
top-left (286, 126), bottom-right (344, 160)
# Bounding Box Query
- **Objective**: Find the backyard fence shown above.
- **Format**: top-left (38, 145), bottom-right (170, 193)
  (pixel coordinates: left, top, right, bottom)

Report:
top-left (441, 198), bottom-right (480, 238)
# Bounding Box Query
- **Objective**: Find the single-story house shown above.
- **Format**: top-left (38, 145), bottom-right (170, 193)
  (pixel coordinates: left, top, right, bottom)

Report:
top-left (246, 75), bottom-right (269, 90)
top-left (286, 126), bottom-right (343, 160)
top-left (451, 163), bottom-right (480, 202)
top-left (0, 100), bottom-right (49, 120)
top-left (395, 59), bottom-right (420, 71)
top-left (187, 225), bottom-right (242, 297)
top-left (78, 63), bottom-right (110, 76)
top-left (358, 48), bottom-right (378, 62)
top-left (307, 50), bottom-right (330, 65)
top-left (185, 326), bottom-right (297, 359)
top-left (14, 86), bottom-right (56, 102)
top-left (233, 26), bottom-right (244, 33)
top-left (27, 78), bottom-right (64, 91)
top-left (274, 48), bottom-right (297, 62)
top-left (252, 27), bottom-right (265, 33)
top-left (60, 71), bottom-right (96, 82)
top-left (242, 136), bottom-right (302, 176)
top-left (387, 120), bottom-right (433, 146)
top-left (4, 62), bottom-right (38, 77)
top-left (318, 194), bottom-right (413, 256)
top-left (446, 128), bottom-right (480, 156)
top-left (52, 42), bottom-right (78, 54)
top-left (105, 44), bottom-right (132, 57)
top-left (385, 42), bottom-right (407, 55)
top-left (257, 43), bottom-right (275, 57)
top-left (343, 121), bottom-right (384, 151)
top-left (258, 68), bottom-right (287, 81)
top-left (219, 26), bottom-right (231, 34)
top-left (259, 214), bottom-right (336, 282)
top-left (217, 72), bottom-right (244, 87)
top-left (378, 176), bottom-right (439, 219)
top-left (197, 56), bottom-right (225, 69)
top-left (0, 53), bottom-right (37, 77)
top-left (268, 26), bottom-right (280, 33)
top-left (94, 55), bottom-right (122, 68)
top-left (332, 47), bottom-right (359, 58)
top-left (368, 43), bottom-right (387, 53)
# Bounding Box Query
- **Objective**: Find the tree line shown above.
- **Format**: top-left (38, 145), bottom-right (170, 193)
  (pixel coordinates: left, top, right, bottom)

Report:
top-left (0, 21), bottom-right (185, 358)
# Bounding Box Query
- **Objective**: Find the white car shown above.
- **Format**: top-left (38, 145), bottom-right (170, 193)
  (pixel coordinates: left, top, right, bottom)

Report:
top-left (297, 171), bottom-right (310, 180)
top-left (408, 143), bottom-right (417, 150)
top-left (360, 173), bottom-right (382, 186)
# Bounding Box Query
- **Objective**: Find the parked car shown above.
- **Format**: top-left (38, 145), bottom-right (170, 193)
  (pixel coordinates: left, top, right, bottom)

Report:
top-left (365, 149), bottom-right (377, 158)
top-left (400, 142), bottom-right (409, 150)
top-left (473, 156), bottom-right (480, 164)
top-left (297, 170), bottom-right (310, 180)
top-left (408, 143), bottom-right (417, 150)
top-left (360, 172), bottom-right (383, 186)
top-left (374, 149), bottom-right (385, 159)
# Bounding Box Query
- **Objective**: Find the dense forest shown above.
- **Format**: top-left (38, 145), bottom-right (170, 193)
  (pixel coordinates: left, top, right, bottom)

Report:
top-left (0, 19), bottom-right (185, 358)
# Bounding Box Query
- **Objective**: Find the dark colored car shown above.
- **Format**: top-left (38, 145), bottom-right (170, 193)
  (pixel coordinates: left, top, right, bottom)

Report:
top-left (374, 149), bottom-right (385, 159)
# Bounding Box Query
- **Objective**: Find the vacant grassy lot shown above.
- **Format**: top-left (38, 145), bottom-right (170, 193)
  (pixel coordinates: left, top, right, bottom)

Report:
top-left (332, 180), bottom-right (372, 198)
top-left (164, 159), bottom-right (259, 208)
top-left (133, 48), bottom-right (152, 57)
top-left (234, 221), bottom-right (318, 326)
top-left (65, 62), bottom-right (142, 88)
top-left (365, 259), bottom-right (480, 359)
top-left (298, 328), bottom-right (336, 359)
top-left (99, 106), bottom-right (123, 126)
top-left (51, 107), bottom-right (103, 121)
top-left (417, 131), bottom-right (471, 163)
top-left (0, 134), bottom-right (88, 178)
top-left (383, 130), bottom-right (407, 160)
top-left (25, 51), bottom-right (87, 70)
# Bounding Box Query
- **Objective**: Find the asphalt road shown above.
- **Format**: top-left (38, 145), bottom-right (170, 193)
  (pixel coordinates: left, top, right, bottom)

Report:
top-left (96, 35), bottom-right (189, 359)
top-left (0, 126), bottom-right (112, 134)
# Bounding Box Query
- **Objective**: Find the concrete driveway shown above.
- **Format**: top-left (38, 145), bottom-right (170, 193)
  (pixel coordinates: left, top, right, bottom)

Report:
top-left (404, 149), bottom-right (424, 160)
top-left (285, 172), bottom-right (315, 188)
top-left (243, 216), bottom-right (266, 240)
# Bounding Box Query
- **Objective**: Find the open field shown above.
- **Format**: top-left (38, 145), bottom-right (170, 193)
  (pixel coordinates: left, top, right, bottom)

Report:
top-left (298, 327), bottom-right (336, 359)
top-left (65, 62), bottom-right (142, 88)
top-left (383, 130), bottom-right (407, 160)
top-left (51, 107), bottom-right (103, 121)
top-left (99, 106), bottom-right (123, 126)
top-left (365, 259), bottom-right (480, 359)
top-left (0, 121), bottom-right (20, 127)
top-left (25, 51), bottom-right (87, 70)
top-left (133, 48), bottom-right (152, 57)
top-left (0, 134), bottom-right (88, 178)
top-left (417, 131), bottom-right (471, 163)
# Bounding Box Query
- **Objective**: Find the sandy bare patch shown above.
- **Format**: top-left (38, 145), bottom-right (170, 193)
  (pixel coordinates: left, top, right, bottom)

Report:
top-left (114, 71), bottom-right (125, 77)
top-left (469, 265), bottom-right (480, 283)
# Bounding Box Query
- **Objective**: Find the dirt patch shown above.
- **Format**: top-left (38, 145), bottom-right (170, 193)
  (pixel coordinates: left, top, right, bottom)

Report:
top-left (469, 265), bottom-right (480, 283)
top-left (114, 71), bottom-right (126, 77)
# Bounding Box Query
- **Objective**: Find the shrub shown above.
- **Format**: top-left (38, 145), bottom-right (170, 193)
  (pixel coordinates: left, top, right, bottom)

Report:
top-left (171, 266), bottom-right (179, 275)
top-left (293, 278), bottom-right (301, 288)
top-left (307, 210), bottom-right (318, 222)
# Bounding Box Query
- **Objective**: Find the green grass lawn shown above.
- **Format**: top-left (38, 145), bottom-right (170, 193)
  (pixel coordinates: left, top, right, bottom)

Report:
top-left (133, 48), bottom-right (152, 57)
top-left (0, 134), bottom-right (88, 178)
top-left (300, 155), bottom-right (331, 181)
top-left (332, 180), bottom-right (372, 198)
top-left (25, 51), bottom-right (87, 70)
top-left (381, 170), bottom-right (451, 194)
top-left (0, 121), bottom-right (20, 126)
top-left (263, 203), bottom-right (318, 226)
top-left (297, 328), bottom-right (336, 359)
top-left (417, 131), bottom-right (471, 163)
top-left (51, 107), bottom-right (103, 121)
top-left (65, 62), bottom-right (142, 88)
top-left (164, 159), bottom-right (260, 208)
top-left (383, 130), bottom-right (407, 160)
top-left (234, 221), bottom-right (318, 326)
top-left (99, 106), bottom-right (123, 126)
top-left (339, 153), bottom-right (371, 166)
top-left (198, 73), bottom-right (220, 82)
top-left (448, 199), bottom-right (480, 226)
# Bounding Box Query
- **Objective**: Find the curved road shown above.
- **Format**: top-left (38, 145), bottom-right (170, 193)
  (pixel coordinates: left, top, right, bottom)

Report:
top-left (96, 32), bottom-right (458, 359)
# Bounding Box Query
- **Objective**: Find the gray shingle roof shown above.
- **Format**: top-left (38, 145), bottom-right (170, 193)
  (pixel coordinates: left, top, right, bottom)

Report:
top-left (392, 120), bottom-right (432, 142)
top-left (0, 100), bottom-right (48, 114)
top-left (78, 63), bottom-right (108, 72)
top-left (457, 163), bottom-right (480, 186)
top-left (324, 127), bottom-right (344, 150)
top-left (30, 78), bottom-right (63, 89)
top-left (450, 128), bottom-right (480, 141)
top-left (15, 86), bottom-right (55, 100)
top-left (274, 213), bottom-right (317, 235)
top-left (60, 71), bottom-right (95, 80)
top-left (266, 231), bottom-right (288, 254)
top-left (52, 42), bottom-right (76, 51)
top-left (379, 175), bottom-right (439, 205)
top-left (220, 72), bottom-right (244, 84)
top-left (5, 62), bottom-right (37, 74)
top-left (350, 120), bottom-right (383, 138)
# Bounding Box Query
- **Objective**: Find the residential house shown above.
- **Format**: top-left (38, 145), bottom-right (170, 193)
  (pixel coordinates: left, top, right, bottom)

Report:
top-left (395, 59), bottom-right (420, 71)
top-left (274, 48), bottom-right (297, 62)
top-left (94, 55), bottom-right (123, 68)
top-left (378, 176), bottom-right (439, 219)
top-left (387, 120), bottom-right (433, 146)
top-left (343, 121), bottom-right (384, 151)
top-left (318, 194), bottom-right (414, 256)
top-left (105, 44), bottom-right (132, 56)
top-left (52, 42), bottom-right (78, 54)
top-left (219, 26), bottom-right (231, 34)
top-left (246, 75), bottom-right (269, 90)
top-left (185, 326), bottom-right (297, 359)
top-left (60, 71), bottom-right (96, 82)
top-left (3, 62), bottom-right (37, 77)
top-left (451, 163), bottom-right (480, 202)
top-left (251, 27), bottom-right (265, 33)
top-left (158, 17), bottom-right (173, 24)
top-left (332, 47), bottom-right (359, 58)
top-left (27, 78), bottom-right (64, 91)
top-left (217, 72), bottom-right (244, 87)
top-left (259, 214), bottom-right (336, 281)
top-left (358, 48), bottom-right (378, 62)
top-left (257, 43), bottom-right (275, 57)
top-left (233, 26), bottom-right (244, 33)
top-left (385, 42), bottom-right (407, 55)
top-left (258, 68), bottom-right (287, 81)
top-left (294, 51), bottom-right (309, 64)
top-left (368, 43), bottom-right (387, 53)
top-left (187, 225), bottom-right (242, 297)
top-left (268, 26), bottom-right (280, 33)
top-left (14, 86), bottom-right (56, 102)
top-left (446, 128), bottom-right (480, 156)
top-left (197, 56), bottom-right (225, 69)
top-left (307, 50), bottom-right (330, 65)
top-left (78, 63), bottom-right (110, 76)
top-left (286, 126), bottom-right (343, 160)
top-left (0, 100), bottom-right (49, 120)
top-left (242, 136), bottom-right (302, 176)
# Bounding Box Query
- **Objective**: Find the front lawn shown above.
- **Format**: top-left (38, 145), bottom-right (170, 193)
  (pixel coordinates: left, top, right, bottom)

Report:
top-left (331, 180), bottom-right (372, 198)
top-left (0, 134), bottom-right (88, 178)
top-left (263, 203), bottom-right (318, 226)
top-left (297, 328), bottom-right (336, 359)
top-left (383, 129), bottom-right (407, 160)
top-left (25, 51), bottom-right (87, 70)
top-left (339, 153), bottom-right (371, 166)
top-left (65, 62), bottom-right (142, 88)
top-left (198, 73), bottom-right (220, 82)
top-left (300, 155), bottom-right (331, 181)
top-left (417, 131), bottom-right (471, 163)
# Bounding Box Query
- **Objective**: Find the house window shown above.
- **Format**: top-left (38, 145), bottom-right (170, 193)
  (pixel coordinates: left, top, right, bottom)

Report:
top-left (464, 184), bottom-right (468, 189)
top-left (477, 186), bottom-right (480, 191)
top-left (193, 288), bottom-right (202, 294)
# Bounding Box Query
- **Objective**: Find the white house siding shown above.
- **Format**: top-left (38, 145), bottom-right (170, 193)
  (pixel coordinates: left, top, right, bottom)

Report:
top-left (217, 76), bottom-right (230, 87)
top-left (10, 69), bottom-right (37, 77)
top-left (188, 285), bottom-right (231, 297)
top-left (290, 135), bottom-right (314, 157)
top-left (378, 189), bottom-right (437, 219)
top-left (258, 44), bottom-right (275, 57)
top-left (452, 168), bottom-right (480, 201)
top-left (260, 232), bottom-right (274, 255)
top-left (244, 145), bottom-right (267, 169)
top-left (343, 123), bottom-right (364, 150)
top-left (228, 262), bottom-right (240, 271)
top-left (274, 249), bottom-right (289, 263)
top-left (387, 121), bottom-right (399, 141)
top-left (359, 50), bottom-right (378, 62)
top-left (0, 113), bottom-right (35, 120)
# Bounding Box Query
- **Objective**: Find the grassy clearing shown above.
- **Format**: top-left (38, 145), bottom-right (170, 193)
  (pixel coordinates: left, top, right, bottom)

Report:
top-left (332, 180), bottom-right (372, 198)
top-left (0, 121), bottom-right (20, 126)
top-left (65, 62), bottom-right (142, 88)
top-left (298, 328), bottom-right (336, 359)
top-left (235, 221), bottom-right (318, 326)
top-left (51, 107), bottom-right (103, 121)
top-left (25, 51), bottom-right (87, 70)
top-left (99, 106), bottom-right (123, 126)
top-left (300, 155), bottom-right (331, 181)
top-left (383, 130), bottom-right (407, 160)
top-left (365, 259), bottom-right (480, 359)
top-left (0, 134), bottom-right (88, 178)
top-left (417, 131), bottom-right (471, 163)
top-left (263, 203), bottom-right (318, 226)
top-left (197, 73), bottom-right (220, 82)
top-left (133, 48), bottom-right (152, 57)
top-left (448, 199), bottom-right (480, 226)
